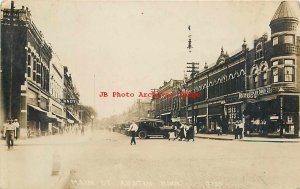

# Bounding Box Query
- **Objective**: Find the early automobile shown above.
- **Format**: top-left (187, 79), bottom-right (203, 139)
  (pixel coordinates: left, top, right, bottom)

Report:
top-left (136, 118), bottom-right (176, 139)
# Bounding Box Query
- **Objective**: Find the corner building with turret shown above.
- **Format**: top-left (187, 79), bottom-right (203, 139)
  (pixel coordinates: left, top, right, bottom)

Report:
top-left (184, 1), bottom-right (300, 137)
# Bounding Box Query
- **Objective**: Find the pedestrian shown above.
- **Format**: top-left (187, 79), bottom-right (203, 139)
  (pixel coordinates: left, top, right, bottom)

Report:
top-left (81, 125), bottom-right (85, 136)
top-left (177, 123), bottom-right (185, 141)
top-left (239, 120), bottom-right (245, 139)
top-left (235, 126), bottom-right (240, 139)
top-left (190, 124), bottom-right (195, 141)
top-left (12, 119), bottom-right (20, 139)
top-left (128, 121), bottom-right (138, 145)
top-left (184, 124), bottom-right (190, 141)
top-left (216, 125), bottom-right (221, 136)
top-left (168, 125), bottom-right (177, 141)
top-left (4, 119), bottom-right (16, 150)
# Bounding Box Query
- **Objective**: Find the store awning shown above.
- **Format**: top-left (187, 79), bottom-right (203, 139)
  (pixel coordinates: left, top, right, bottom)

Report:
top-left (28, 104), bottom-right (47, 113)
top-left (56, 117), bottom-right (63, 123)
top-left (161, 112), bottom-right (171, 116)
top-left (53, 112), bottom-right (67, 120)
top-left (67, 119), bottom-right (74, 124)
top-left (67, 110), bottom-right (80, 123)
top-left (28, 104), bottom-right (57, 122)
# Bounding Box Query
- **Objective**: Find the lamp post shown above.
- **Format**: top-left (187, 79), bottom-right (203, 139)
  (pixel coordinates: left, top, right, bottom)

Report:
top-left (91, 115), bottom-right (94, 132)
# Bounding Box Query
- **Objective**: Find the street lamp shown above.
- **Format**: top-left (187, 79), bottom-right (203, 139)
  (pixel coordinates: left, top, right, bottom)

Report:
top-left (91, 115), bottom-right (94, 132)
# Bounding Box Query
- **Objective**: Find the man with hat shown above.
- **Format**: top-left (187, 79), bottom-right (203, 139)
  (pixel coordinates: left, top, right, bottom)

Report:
top-left (4, 119), bottom-right (16, 149)
top-left (128, 121), bottom-right (138, 145)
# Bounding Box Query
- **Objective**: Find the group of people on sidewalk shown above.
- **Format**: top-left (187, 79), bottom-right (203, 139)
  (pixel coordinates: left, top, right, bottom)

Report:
top-left (168, 122), bottom-right (196, 142)
top-left (2, 119), bottom-right (20, 150)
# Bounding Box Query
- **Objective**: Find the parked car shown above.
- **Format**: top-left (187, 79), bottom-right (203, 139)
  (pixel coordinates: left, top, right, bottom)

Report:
top-left (136, 119), bottom-right (175, 139)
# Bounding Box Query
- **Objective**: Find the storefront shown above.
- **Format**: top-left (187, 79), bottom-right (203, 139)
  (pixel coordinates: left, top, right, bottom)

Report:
top-left (160, 112), bottom-right (171, 126)
top-left (208, 103), bottom-right (223, 131)
top-left (196, 106), bottom-right (207, 132)
top-left (243, 94), bottom-right (299, 137)
top-left (27, 104), bottom-right (56, 136)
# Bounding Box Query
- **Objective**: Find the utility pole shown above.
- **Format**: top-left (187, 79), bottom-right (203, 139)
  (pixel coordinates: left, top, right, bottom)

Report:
top-left (92, 74), bottom-right (95, 131)
top-left (138, 99), bottom-right (141, 120)
top-left (186, 25), bottom-right (199, 126)
top-left (8, 1), bottom-right (15, 120)
top-left (187, 62), bottom-right (199, 126)
top-left (151, 88), bottom-right (157, 118)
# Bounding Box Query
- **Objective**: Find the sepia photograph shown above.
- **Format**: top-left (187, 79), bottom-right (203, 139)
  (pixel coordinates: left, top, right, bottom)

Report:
top-left (1, 0), bottom-right (300, 188)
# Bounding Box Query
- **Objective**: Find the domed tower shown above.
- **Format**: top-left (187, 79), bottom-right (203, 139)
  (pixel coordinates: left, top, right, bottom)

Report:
top-left (269, 1), bottom-right (298, 87)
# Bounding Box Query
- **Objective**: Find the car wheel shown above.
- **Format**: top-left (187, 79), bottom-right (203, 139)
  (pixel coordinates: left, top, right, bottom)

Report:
top-left (139, 131), bottom-right (147, 139)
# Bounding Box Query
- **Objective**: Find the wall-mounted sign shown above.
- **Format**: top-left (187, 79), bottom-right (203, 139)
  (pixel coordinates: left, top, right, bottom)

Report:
top-left (239, 87), bottom-right (272, 99)
top-left (61, 99), bottom-right (77, 105)
top-left (225, 94), bottom-right (239, 103)
top-left (270, 115), bottom-right (279, 120)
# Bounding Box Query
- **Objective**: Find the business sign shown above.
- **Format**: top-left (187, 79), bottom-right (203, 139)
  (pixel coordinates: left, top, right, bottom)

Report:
top-left (61, 99), bottom-right (77, 105)
top-left (239, 87), bottom-right (272, 99)
top-left (225, 94), bottom-right (239, 103)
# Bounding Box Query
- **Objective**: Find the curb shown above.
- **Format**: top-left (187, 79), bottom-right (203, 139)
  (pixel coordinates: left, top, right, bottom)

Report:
top-left (52, 169), bottom-right (73, 189)
top-left (195, 135), bottom-right (300, 143)
top-left (195, 136), bottom-right (233, 141)
top-left (240, 139), bottom-right (300, 143)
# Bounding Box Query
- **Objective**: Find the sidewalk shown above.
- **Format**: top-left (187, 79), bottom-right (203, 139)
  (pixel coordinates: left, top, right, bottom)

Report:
top-left (195, 133), bottom-right (300, 143)
top-left (0, 131), bottom-right (93, 189)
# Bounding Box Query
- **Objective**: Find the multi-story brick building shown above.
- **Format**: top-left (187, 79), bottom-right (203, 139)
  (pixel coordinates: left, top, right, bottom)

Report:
top-left (1, 2), bottom-right (83, 137)
top-left (63, 66), bottom-right (80, 127)
top-left (49, 53), bottom-right (65, 134)
top-left (152, 79), bottom-right (184, 125)
top-left (1, 2), bottom-right (53, 137)
top-left (184, 1), bottom-right (300, 137)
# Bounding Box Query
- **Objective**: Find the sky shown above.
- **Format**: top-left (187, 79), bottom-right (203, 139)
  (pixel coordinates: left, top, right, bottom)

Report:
top-left (1, 0), bottom-right (300, 119)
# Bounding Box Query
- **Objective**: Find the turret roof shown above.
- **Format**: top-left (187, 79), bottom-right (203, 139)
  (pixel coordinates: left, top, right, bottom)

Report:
top-left (271, 1), bottom-right (298, 22)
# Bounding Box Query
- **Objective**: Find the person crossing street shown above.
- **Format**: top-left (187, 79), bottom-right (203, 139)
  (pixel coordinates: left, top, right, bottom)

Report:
top-left (128, 121), bottom-right (138, 145)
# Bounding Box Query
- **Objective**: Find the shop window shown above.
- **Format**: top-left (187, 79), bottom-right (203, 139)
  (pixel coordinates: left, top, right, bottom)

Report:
top-left (273, 67), bottom-right (278, 83)
top-left (284, 59), bottom-right (294, 65)
top-left (287, 115), bottom-right (293, 124)
top-left (284, 67), bottom-right (294, 82)
top-left (273, 37), bottom-right (278, 46)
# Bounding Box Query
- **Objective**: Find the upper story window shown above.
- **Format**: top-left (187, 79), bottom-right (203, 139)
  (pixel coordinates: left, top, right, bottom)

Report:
top-left (252, 69), bottom-right (258, 88)
top-left (255, 42), bottom-right (263, 60)
top-left (284, 67), bottom-right (294, 82)
top-left (272, 67), bottom-right (278, 83)
top-left (283, 35), bottom-right (294, 44)
top-left (273, 37), bottom-right (278, 46)
top-left (284, 59), bottom-right (295, 65)
top-left (261, 65), bottom-right (268, 86)
top-left (33, 60), bottom-right (37, 82)
top-left (273, 60), bottom-right (278, 66)
top-left (27, 55), bottom-right (31, 66)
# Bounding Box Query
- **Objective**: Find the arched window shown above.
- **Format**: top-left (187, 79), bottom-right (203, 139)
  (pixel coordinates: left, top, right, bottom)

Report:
top-left (252, 69), bottom-right (258, 88)
top-left (255, 42), bottom-right (263, 60)
top-left (239, 70), bottom-right (245, 91)
top-left (260, 65), bottom-right (268, 86)
top-left (228, 74), bottom-right (234, 93)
